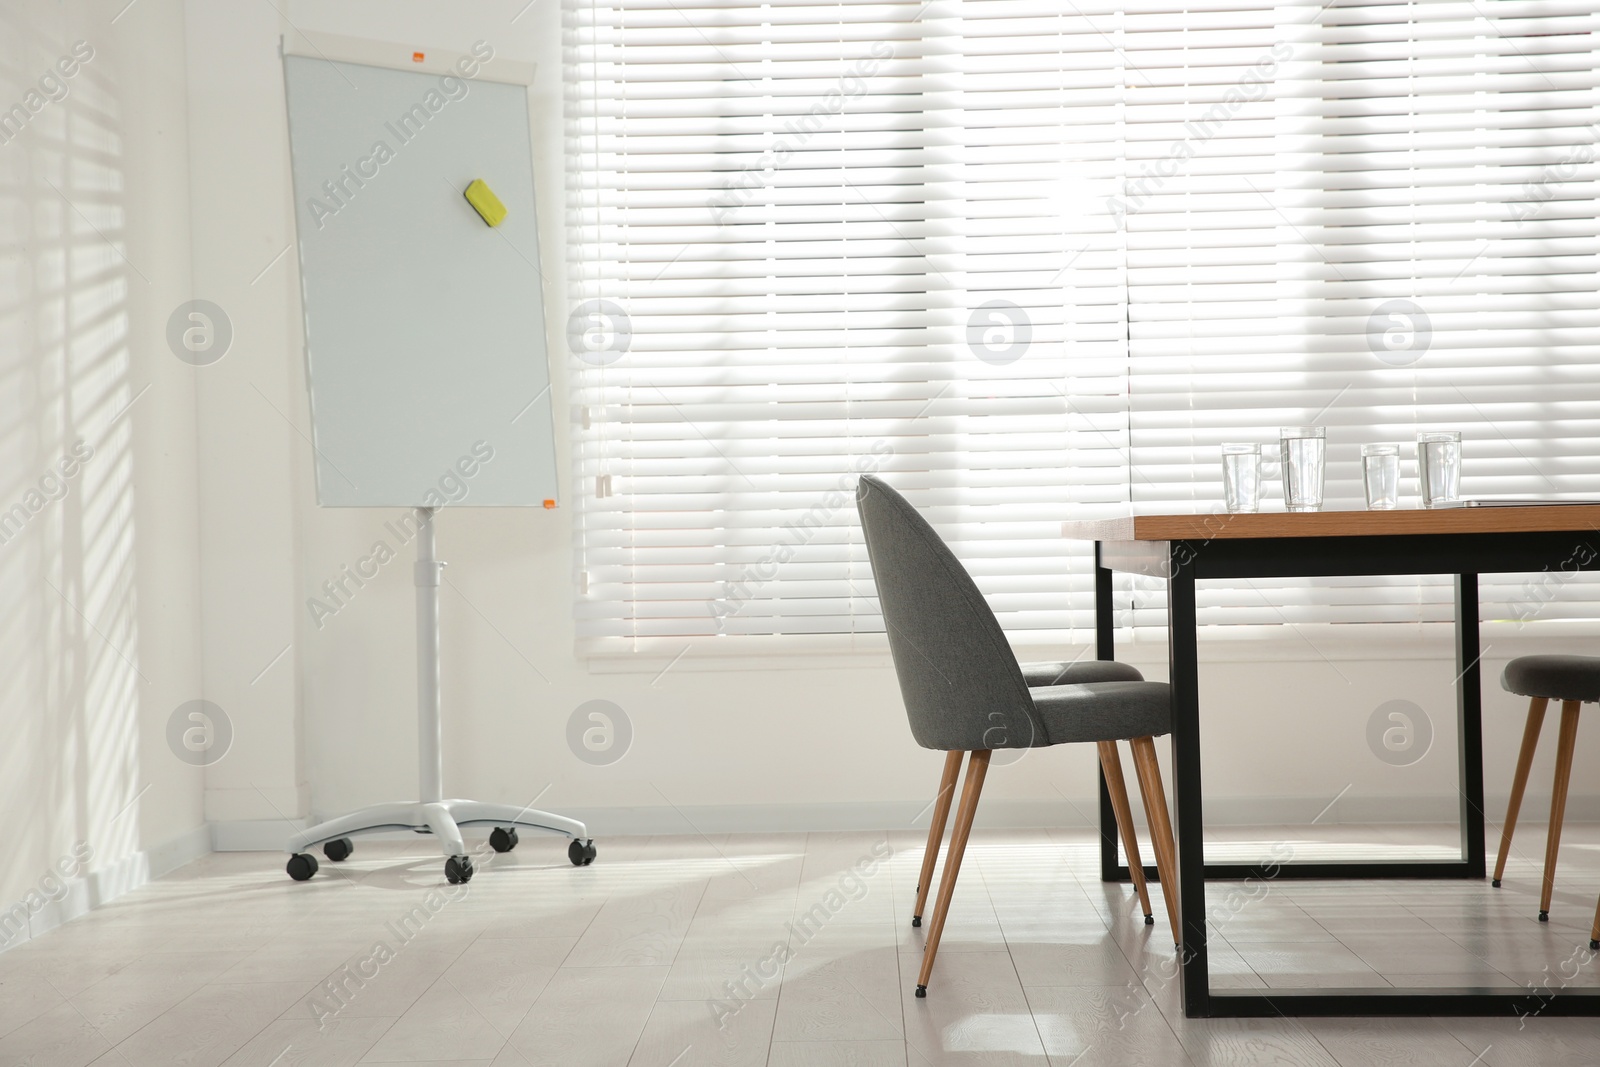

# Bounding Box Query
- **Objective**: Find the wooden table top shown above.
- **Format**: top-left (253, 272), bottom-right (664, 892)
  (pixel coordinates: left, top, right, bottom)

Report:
top-left (1061, 505), bottom-right (1600, 542)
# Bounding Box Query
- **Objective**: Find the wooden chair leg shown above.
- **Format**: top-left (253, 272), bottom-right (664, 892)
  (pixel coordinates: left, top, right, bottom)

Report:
top-left (916, 749), bottom-right (990, 997)
top-left (1494, 696), bottom-right (1548, 886)
top-left (1130, 735), bottom-right (1182, 950)
top-left (1540, 701), bottom-right (1582, 920)
top-left (913, 750), bottom-right (963, 927)
top-left (1590, 893), bottom-right (1599, 951)
top-left (1098, 740), bottom-right (1154, 923)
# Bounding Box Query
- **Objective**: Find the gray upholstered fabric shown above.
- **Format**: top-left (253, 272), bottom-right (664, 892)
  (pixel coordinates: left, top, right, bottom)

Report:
top-left (1502, 655), bottom-right (1600, 703)
top-left (856, 474), bottom-right (1044, 751)
top-left (856, 474), bottom-right (1170, 751)
top-left (1029, 682), bottom-right (1173, 744)
top-left (1021, 661), bottom-right (1144, 687)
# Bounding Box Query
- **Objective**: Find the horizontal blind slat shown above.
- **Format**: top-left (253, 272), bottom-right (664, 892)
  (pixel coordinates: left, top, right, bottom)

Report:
top-left (567, 0), bottom-right (1600, 642)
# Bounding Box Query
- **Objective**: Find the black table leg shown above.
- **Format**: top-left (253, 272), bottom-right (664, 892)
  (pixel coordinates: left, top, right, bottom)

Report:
top-left (1098, 770), bottom-right (1120, 882)
top-left (1456, 573), bottom-right (1488, 877)
top-left (1095, 541), bottom-right (1114, 661)
top-left (1095, 542), bottom-right (1122, 881)
top-left (1082, 535), bottom-right (1600, 1017)
top-left (1166, 542), bottom-right (1209, 1017)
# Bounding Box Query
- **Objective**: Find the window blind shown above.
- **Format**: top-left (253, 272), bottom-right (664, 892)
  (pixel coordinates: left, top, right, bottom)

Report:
top-left (565, 0), bottom-right (1600, 649)
top-left (1119, 0), bottom-right (1600, 628)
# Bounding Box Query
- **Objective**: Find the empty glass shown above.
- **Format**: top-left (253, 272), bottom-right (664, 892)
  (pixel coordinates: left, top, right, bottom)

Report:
top-left (1418, 431), bottom-right (1462, 508)
top-left (1362, 444), bottom-right (1400, 510)
top-left (1279, 427), bottom-right (1326, 512)
top-left (1221, 443), bottom-right (1262, 513)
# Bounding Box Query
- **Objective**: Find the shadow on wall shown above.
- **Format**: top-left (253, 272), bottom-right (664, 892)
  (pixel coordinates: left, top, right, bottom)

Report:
top-left (0, 7), bottom-right (144, 925)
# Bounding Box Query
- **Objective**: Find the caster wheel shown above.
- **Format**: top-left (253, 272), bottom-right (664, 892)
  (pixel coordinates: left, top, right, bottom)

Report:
top-left (1492, 879), bottom-right (1501, 888)
top-left (911, 915), bottom-right (922, 928)
top-left (489, 827), bottom-right (519, 854)
top-left (1539, 911), bottom-right (1549, 922)
top-left (287, 853), bottom-right (319, 881)
top-left (445, 855), bottom-right (474, 884)
top-left (323, 838), bottom-right (353, 863)
top-left (568, 839), bottom-right (597, 866)
top-left (1144, 913), bottom-right (1155, 926)
top-left (914, 985), bottom-right (927, 998)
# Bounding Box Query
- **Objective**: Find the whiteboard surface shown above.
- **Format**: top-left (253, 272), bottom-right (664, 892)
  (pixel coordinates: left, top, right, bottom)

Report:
top-left (284, 54), bottom-right (557, 507)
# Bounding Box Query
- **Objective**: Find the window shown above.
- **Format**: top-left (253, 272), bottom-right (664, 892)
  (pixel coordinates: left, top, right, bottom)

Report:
top-left (566, 0), bottom-right (1600, 651)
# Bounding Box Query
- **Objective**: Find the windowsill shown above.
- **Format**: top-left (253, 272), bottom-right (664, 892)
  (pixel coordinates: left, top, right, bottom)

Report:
top-left (580, 618), bottom-right (1600, 674)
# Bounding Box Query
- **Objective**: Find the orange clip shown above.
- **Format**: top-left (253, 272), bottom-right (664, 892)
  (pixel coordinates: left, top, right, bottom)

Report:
top-left (543, 499), bottom-right (557, 509)
top-left (411, 51), bottom-right (425, 62)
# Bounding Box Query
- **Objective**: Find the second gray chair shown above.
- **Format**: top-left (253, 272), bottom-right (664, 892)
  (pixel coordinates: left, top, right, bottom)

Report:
top-left (856, 474), bottom-right (1179, 997)
top-left (1494, 654), bottom-right (1597, 920)
top-left (913, 658), bottom-right (1166, 936)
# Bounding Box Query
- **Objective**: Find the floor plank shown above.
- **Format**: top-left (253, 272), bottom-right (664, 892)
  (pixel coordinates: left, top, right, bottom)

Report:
top-left (0, 826), bottom-right (1597, 1067)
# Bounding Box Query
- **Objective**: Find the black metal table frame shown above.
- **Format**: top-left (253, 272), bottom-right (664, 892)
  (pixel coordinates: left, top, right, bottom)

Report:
top-left (1090, 530), bottom-right (1600, 1017)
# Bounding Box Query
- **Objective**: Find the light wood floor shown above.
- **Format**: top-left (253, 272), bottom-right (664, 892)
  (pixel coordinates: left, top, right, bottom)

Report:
top-left (3, 823), bottom-right (1600, 1066)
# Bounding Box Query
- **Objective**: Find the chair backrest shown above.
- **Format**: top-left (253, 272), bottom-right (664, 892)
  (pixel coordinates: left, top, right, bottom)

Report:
top-left (855, 474), bottom-right (1044, 752)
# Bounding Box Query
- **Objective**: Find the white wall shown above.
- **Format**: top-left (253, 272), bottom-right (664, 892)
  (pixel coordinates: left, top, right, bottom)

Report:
top-left (176, 1), bottom-right (1600, 855)
top-left (0, 0), bottom-right (1585, 960)
top-left (183, 0), bottom-right (308, 844)
top-left (0, 0), bottom-right (208, 943)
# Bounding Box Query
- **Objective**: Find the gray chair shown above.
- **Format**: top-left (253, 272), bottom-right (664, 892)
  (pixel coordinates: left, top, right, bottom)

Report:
top-left (856, 474), bottom-right (1179, 997)
top-left (1494, 655), bottom-right (1597, 920)
top-left (916, 658), bottom-right (1165, 935)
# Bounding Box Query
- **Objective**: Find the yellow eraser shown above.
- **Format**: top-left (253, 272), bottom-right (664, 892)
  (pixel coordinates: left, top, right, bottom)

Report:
top-left (463, 179), bottom-right (507, 227)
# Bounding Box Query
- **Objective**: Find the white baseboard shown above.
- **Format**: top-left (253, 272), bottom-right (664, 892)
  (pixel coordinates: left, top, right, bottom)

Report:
top-left (0, 824), bottom-right (210, 954)
top-left (143, 825), bottom-right (213, 878)
top-left (549, 796), bottom-right (1600, 836)
top-left (210, 817), bottom-right (310, 852)
top-left (204, 794), bottom-right (1600, 846)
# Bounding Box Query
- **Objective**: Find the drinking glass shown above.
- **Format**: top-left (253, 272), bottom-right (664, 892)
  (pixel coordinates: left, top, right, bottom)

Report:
top-left (1221, 443), bottom-right (1261, 513)
top-left (1417, 431), bottom-right (1462, 508)
top-left (1362, 444), bottom-right (1400, 510)
top-left (1279, 427), bottom-right (1326, 512)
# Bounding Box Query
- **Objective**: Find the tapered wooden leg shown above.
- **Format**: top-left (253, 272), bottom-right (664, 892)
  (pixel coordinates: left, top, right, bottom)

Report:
top-left (1590, 893), bottom-right (1599, 951)
top-left (1539, 701), bottom-right (1582, 920)
top-left (916, 749), bottom-right (990, 997)
top-left (913, 750), bottom-right (963, 927)
top-left (1099, 740), bottom-right (1154, 923)
top-left (1130, 735), bottom-right (1182, 950)
top-left (1494, 697), bottom-right (1548, 887)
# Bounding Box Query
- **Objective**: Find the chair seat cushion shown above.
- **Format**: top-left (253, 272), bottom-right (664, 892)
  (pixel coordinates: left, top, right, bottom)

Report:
top-left (1501, 655), bottom-right (1600, 703)
top-left (1028, 681), bottom-right (1173, 745)
top-left (1020, 660), bottom-right (1144, 687)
